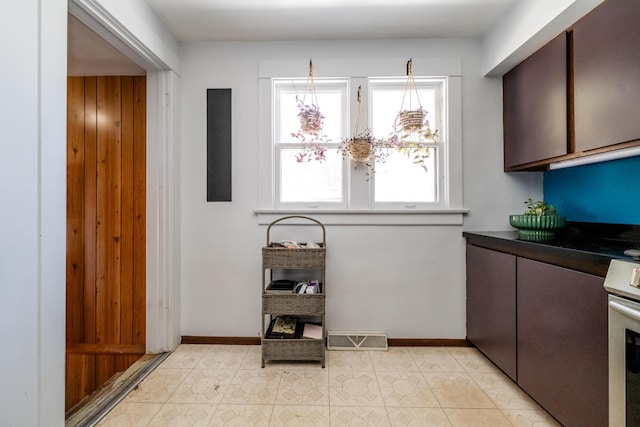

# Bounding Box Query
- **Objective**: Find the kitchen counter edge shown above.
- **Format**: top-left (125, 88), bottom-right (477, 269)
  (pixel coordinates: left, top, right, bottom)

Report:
top-left (463, 230), bottom-right (612, 277)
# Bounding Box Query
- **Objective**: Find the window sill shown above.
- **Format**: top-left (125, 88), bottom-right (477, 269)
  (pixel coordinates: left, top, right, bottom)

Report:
top-left (254, 209), bottom-right (469, 225)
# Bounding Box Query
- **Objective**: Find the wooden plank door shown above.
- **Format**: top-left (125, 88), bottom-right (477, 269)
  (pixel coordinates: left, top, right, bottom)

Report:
top-left (66, 76), bottom-right (146, 411)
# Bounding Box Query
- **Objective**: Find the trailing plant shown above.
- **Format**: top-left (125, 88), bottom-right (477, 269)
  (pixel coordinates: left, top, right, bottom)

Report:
top-left (338, 129), bottom-right (393, 174)
top-left (337, 85), bottom-right (393, 177)
top-left (291, 60), bottom-right (330, 162)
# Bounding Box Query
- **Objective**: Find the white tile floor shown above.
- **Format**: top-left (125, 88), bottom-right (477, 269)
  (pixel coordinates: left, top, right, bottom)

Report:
top-left (97, 344), bottom-right (560, 426)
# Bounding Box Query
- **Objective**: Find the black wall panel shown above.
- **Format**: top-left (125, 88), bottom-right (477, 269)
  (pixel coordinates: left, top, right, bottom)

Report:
top-left (207, 88), bottom-right (232, 201)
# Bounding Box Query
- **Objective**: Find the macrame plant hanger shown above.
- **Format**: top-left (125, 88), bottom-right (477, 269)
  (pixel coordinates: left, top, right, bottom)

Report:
top-left (349, 85), bottom-right (373, 162)
top-left (397, 58), bottom-right (425, 133)
top-left (293, 59), bottom-right (327, 162)
top-left (298, 59), bottom-right (322, 136)
top-left (392, 58), bottom-right (438, 172)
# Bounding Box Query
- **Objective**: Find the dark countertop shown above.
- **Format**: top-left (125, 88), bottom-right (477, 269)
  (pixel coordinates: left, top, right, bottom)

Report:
top-left (463, 222), bottom-right (640, 277)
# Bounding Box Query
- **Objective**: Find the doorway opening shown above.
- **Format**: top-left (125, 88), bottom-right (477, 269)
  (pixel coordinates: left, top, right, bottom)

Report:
top-left (65, 4), bottom-right (178, 420)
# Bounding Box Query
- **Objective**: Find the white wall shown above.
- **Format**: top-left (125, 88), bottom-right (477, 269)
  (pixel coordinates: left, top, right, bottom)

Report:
top-left (0, 0), bottom-right (67, 425)
top-left (179, 39), bottom-right (541, 340)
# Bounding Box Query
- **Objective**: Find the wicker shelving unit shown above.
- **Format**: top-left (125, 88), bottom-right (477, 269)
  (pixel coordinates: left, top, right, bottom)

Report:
top-left (261, 216), bottom-right (326, 368)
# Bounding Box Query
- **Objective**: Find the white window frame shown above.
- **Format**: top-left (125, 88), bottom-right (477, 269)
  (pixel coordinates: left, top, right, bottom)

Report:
top-left (256, 58), bottom-right (466, 225)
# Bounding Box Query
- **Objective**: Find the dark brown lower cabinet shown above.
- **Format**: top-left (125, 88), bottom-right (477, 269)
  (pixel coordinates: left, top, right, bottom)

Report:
top-left (517, 258), bottom-right (608, 427)
top-left (466, 245), bottom-right (517, 380)
top-left (466, 245), bottom-right (609, 427)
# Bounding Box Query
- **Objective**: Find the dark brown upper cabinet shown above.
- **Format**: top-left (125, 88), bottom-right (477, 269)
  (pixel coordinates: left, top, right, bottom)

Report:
top-left (503, 32), bottom-right (568, 171)
top-left (503, 0), bottom-right (640, 172)
top-left (573, 0), bottom-right (640, 152)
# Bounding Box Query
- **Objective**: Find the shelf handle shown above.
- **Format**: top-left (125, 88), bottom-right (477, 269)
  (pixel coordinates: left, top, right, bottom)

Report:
top-left (266, 215), bottom-right (326, 246)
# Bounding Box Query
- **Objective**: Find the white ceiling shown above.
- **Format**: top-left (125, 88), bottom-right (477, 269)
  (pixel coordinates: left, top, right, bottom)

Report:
top-left (145, 0), bottom-right (518, 41)
top-left (68, 0), bottom-right (518, 74)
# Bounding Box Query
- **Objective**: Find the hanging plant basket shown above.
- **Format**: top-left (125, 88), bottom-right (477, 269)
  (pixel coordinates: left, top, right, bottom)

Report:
top-left (338, 85), bottom-right (392, 173)
top-left (398, 109), bottom-right (425, 133)
top-left (297, 104), bottom-right (323, 136)
top-left (292, 60), bottom-right (329, 162)
top-left (347, 137), bottom-right (373, 162)
top-left (388, 59), bottom-right (439, 172)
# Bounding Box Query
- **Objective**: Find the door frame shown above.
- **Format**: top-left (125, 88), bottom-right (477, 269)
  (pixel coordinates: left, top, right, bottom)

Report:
top-left (69, 0), bottom-right (180, 353)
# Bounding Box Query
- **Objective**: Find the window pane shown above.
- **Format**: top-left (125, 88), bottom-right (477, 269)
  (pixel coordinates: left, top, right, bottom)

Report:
top-left (370, 86), bottom-right (437, 140)
top-left (278, 86), bottom-right (345, 144)
top-left (374, 148), bottom-right (438, 203)
top-left (280, 148), bottom-right (343, 203)
top-left (370, 79), bottom-right (440, 204)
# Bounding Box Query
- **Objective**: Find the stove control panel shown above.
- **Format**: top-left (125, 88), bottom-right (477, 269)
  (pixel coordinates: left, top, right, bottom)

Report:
top-left (631, 268), bottom-right (640, 288)
top-left (604, 259), bottom-right (640, 301)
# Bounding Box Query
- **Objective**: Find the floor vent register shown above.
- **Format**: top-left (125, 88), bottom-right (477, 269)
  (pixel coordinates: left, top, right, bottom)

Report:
top-left (327, 331), bottom-right (388, 351)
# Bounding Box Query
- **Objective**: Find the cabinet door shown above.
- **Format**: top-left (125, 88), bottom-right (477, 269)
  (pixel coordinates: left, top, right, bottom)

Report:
top-left (517, 258), bottom-right (607, 427)
top-left (503, 32), bottom-right (568, 170)
top-left (574, 0), bottom-right (640, 152)
top-left (466, 245), bottom-right (517, 380)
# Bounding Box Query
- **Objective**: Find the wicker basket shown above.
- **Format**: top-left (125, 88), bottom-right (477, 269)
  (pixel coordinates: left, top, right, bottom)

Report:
top-left (349, 138), bottom-right (372, 162)
top-left (262, 339), bottom-right (324, 362)
top-left (263, 294), bottom-right (325, 315)
top-left (299, 109), bottom-right (323, 135)
top-left (262, 246), bottom-right (325, 269)
top-left (263, 216), bottom-right (326, 269)
top-left (398, 109), bottom-right (425, 132)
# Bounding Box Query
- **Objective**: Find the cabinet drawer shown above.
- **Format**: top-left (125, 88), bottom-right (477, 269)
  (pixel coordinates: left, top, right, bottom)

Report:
top-left (262, 294), bottom-right (324, 315)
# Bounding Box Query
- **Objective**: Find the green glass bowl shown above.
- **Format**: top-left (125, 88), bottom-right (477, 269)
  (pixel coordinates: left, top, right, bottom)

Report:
top-left (509, 214), bottom-right (566, 241)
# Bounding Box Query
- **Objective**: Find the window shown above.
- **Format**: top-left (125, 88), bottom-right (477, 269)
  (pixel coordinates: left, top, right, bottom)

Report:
top-left (273, 79), bottom-right (348, 207)
top-left (257, 58), bottom-right (464, 224)
top-left (369, 78), bottom-right (444, 207)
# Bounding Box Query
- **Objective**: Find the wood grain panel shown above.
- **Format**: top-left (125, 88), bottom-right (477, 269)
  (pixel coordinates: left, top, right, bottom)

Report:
top-left (66, 343), bottom-right (145, 354)
top-left (84, 76), bottom-right (98, 344)
top-left (95, 354), bottom-right (116, 387)
top-left (67, 77), bottom-right (85, 344)
top-left (66, 75), bottom-right (146, 412)
top-left (65, 354), bottom-right (96, 411)
top-left (114, 355), bottom-right (132, 374)
top-left (133, 76), bottom-right (146, 345)
top-left (96, 76), bottom-right (122, 348)
top-left (120, 76), bottom-right (135, 346)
